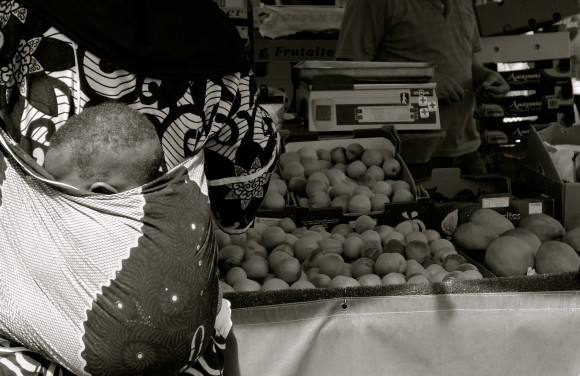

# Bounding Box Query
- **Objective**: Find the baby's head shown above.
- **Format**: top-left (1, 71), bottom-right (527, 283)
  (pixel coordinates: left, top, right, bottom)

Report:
top-left (45, 102), bottom-right (164, 194)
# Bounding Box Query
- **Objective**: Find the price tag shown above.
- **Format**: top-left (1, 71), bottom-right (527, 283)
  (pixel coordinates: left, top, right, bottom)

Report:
top-left (528, 202), bottom-right (543, 214)
top-left (481, 196), bottom-right (510, 208)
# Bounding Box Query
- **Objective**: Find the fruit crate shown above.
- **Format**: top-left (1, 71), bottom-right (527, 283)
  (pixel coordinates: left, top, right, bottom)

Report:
top-left (417, 168), bottom-right (555, 238)
top-left (281, 125), bottom-right (432, 230)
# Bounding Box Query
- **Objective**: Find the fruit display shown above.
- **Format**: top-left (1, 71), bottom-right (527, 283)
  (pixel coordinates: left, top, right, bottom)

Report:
top-left (277, 141), bottom-right (416, 213)
top-left (452, 210), bottom-right (580, 277)
top-left (215, 216), bottom-right (486, 293)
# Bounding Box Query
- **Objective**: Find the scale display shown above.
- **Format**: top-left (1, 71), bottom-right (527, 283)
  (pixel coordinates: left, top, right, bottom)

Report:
top-left (307, 84), bottom-right (440, 132)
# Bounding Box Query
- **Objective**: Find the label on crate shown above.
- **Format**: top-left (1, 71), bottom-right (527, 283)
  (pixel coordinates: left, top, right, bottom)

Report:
top-left (528, 202), bottom-right (544, 215)
top-left (481, 196), bottom-right (510, 208)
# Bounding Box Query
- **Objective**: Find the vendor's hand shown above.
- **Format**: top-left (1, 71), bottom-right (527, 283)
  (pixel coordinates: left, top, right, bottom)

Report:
top-left (476, 71), bottom-right (510, 102)
top-left (434, 76), bottom-right (466, 105)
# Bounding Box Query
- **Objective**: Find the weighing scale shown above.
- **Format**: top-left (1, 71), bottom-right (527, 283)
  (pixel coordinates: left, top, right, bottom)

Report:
top-left (294, 61), bottom-right (442, 133)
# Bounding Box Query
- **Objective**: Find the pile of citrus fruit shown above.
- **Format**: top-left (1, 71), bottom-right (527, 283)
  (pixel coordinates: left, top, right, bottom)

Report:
top-left (266, 142), bottom-right (415, 213)
top-left (216, 215), bottom-right (484, 292)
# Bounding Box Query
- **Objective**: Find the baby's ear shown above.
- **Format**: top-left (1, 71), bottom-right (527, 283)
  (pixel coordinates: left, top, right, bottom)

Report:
top-left (89, 182), bottom-right (119, 194)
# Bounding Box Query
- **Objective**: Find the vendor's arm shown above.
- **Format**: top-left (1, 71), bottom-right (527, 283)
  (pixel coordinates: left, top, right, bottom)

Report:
top-left (472, 56), bottom-right (510, 102)
top-left (335, 0), bottom-right (387, 61)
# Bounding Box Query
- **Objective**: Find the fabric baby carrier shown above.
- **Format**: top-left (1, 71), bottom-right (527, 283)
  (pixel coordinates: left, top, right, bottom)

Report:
top-left (0, 130), bottom-right (221, 375)
top-left (0, 1), bottom-right (278, 374)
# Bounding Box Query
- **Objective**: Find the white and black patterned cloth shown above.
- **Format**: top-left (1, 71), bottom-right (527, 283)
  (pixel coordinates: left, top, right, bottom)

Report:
top-left (0, 1), bottom-right (278, 375)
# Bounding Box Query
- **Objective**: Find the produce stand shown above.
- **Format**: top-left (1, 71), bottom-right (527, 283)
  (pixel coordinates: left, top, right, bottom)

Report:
top-left (223, 273), bottom-right (580, 376)
top-left (213, 3), bottom-right (580, 376)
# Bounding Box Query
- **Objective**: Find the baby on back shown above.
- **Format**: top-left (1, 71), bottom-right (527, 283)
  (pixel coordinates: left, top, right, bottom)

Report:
top-left (44, 102), bottom-right (164, 194)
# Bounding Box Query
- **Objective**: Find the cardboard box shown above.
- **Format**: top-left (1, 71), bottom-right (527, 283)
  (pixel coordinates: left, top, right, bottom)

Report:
top-left (476, 32), bottom-right (570, 64)
top-left (525, 123), bottom-right (580, 230)
top-left (475, 83), bottom-right (574, 119)
top-left (475, 0), bottom-right (580, 37)
top-left (497, 59), bottom-right (572, 89)
top-left (282, 126), bottom-right (432, 230)
top-left (417, 168), bottom-right (555, 237)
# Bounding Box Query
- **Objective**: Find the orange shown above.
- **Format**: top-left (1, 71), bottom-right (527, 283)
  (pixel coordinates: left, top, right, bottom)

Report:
top-left (405, 240), bottom-right (431, 263)
top-left (371, 180), bottom-right (392, 196)
top-left (219, 280), bottom-right (235, 293)
top-left (342, 236), bottom-right (364, 260)
top-left (330, 195), bottom-right (350, 213)
top-left (270, 242), bottom-right (294, 257)
top-left (376, 225), bottom-right (394, 239)
top-left (268, 251), bottom-right (292, 272)
top-left (443, 254), bottom-right (467, 272)
top-left (357, 274), bottom-right (383, 286)
top-left (281, 161), bottom-right (306, 181)
top-left (328, 182), bottom-right (353, 199)
top-left (429, 238), bottom-right (455, 255)
top-left (305, 179), bottom-right (328, 198)
top-left (243, 239), bottom-right (268, 259)
top-left (406, 275), bottom-right (430, 284)
top-left (261, 278), bottom-right (290, 291)
top-left (381, 272), bottom-right (406, 285)
top-left (318, 238), bottom-right (343, 255)
top-left (308, 171), bottom-right (330, 186)
top-left (260, 191), bottom-right (286, 210)
top-left (348, 194), bottom-right (372, 214)
top-left (309, 191), bottom-right (332, 208)
top-left (278, 151), bottom-right (300, 168)
top-left (214, 229), bottom-right (231, 248)
top-left (288, 176), bottom-right (307, 196)
top-left (346, 143), bottom-right (365, 161)
top-left (342, 263), bottom-right (353, 278)
top-left (325, 168), bottom-right (348, 186)
top-left (293, 237), bottom-right (319, 261)
top-left (316, 148), bottom-right (332, 162)
top-left (309, 273), bottom-right (332, 288)
top-left (382, 158), bottom-right (401, 178)
top-left (351, 185), bottom-right (374, 198)
top-left (330, 147), bottom-right (348, 164)
top-left (354, 215), bottom-right (376, 234)
top-left (285, 233), bottom-right (298, 246)
top-left (318, 253), bottom-right (345, 278)
top-left (361, 240), bottom-right (383, 262)
top-left (366, 165), bottom-right (386, 182)
top-left (274, 257), bottom-right (302, 284)
top-left (267, 178), bottom-right (288, 196)
top-left (394, 220), bottom-right (415, 236)
top-left (233, 278), bottom-right (261, 292)
top-left (423, 229), bottom-right (441, 243)
top-left (356, 173), bottom-right (377, 189)
top-left (374, 252), bottom-right (406, 277)
top-left (218, 244), bottom-right (245, 262)
top-left (361, 149), bottom-right (384, 167)
top-left (392, 189), bottom-right (415, 203)
top-left (290, 280), bottom-right (316, 289)
top-left (297, 146), bottom-right (318, 162)
top-left (278, 217), bottom-right (297, 233)
top-left (302, 159), bottom-right (322, 177)
top-left (242, 256), bottom-right (269, 281)
top-left (370, 194), bottom-right (390, 211)
top-left (261, 226), bottom-right (287, 250)
top-left (350, 257), bottom-right (376, 279)
top-left (328, 275), bottom-right (360, 288)
top-left (390, 180), bottom-right (411, 193)
top-left (360, 230), bottom-right (382, 245)
top-left (405, 231), bottom-right (428, 244)
top-left (225, 266), bottom-right (247, 286)
top-left (229, 233), bottom-right (248, 246)
top-left (346, 160), bottom-right (367, 180)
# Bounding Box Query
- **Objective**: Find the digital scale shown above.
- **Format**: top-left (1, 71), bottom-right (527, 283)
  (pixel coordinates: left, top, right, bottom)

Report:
top-left (293, 61), bottom-right (441, 133)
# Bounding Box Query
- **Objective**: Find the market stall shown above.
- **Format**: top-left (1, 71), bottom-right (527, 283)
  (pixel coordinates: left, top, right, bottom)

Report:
top-left (212, 1), bottom-right (580, 375)
top-left (224, 273), bottom-right (580, 375)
